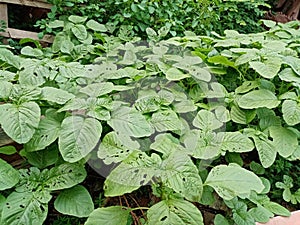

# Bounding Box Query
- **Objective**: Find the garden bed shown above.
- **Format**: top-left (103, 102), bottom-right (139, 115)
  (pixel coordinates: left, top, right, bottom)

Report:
top-left (0, 1), bottom-right (300, 225)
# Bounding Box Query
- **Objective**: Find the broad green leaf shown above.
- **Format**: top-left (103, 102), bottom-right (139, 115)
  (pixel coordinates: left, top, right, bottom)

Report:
top-left (200, 186), bottom-right (215, 205)
top-left (104, 151), bottom-right (160, 196)
top-left (183, 130), bottom-right (221, 159)
top-left (225, 152), bottom-right (243, 166)
top-left (0, 146), bottom-right (16, 155)
top-left (52, 32), bottom-right (66, 53)
top-left (249, 58), bottom-right (282, 79)
top-left (262, 19), bottom-right (276, 28)
top-left (0, 192), bottom-right (48, 225)
top-left (41, 87), bottom-right (75, 104)
top-left (250, 162), bottom-right (265, 175)
top-left (283, 56), bottom-right (300, 75)
top-left (279, 92), bottom-right (297, 100)
top-left (48, 20), bottom-right (64, 28)
top-left (10, 84), bottom-right (41, 102)
top-left (237, 89), bottom-right (280, 109)
top-left (230, 105), bottom-right (256, 125)
top-left (18, 68), bottom-right (45, 86)
top-left (0, 194), bottom-right (5, 219)
top-left (215, 106), bottom-right (230, 123)
top-left (279, 68), bottom-right (300, 83)
top-left (214, 39), bottom-right (240, 47)
top-left (68, 15), bottom-right (88, 24)
top-left (193, 110), bottom-right (223, 131)
top-left (54, 185), bottom-right (94, 217)
top-left (0, 102), bottom-right (40, 143)
top-left (108, 106), bottom-right (154, 138)
top-left (21, 46), bottom-right (43, 57)
top-left (80, 82), bottom-right (115, 97)
top-left (98, 131), bottom-right (140, 164)
top-left (103, 67), bottom-right (141, 79)
top-left (205, 82), bottom-right (227, 98)
top-left (205, 164), bottom-right (264, 200)
top-left (60, 39), bottom-right (74, 54)
top-left (235, 51), bottom-right (259, 66)
top-left (232, 203), bottom-right (255, 225)
top-left (158, 89), bottom-right (175, 105)
top-left (0, 70), bottom-right (15, 82)
top-left (10, 83), bottom-right (41, 102)
top-left (0, 48), bottom-right (20, 69)
top-left (161, 152), bottom-right (203, 202)
top-left (173, 100), bottom-right (197, 113)
top-left (166, 68), bottom-right (190, 81)
top-left (72, 24), bottom-right (88, 40)
top-left (147, 198), bottom-right (204, 225)
top-left (86, 20), bottom-right (107, 32)
top-left (118, 49), bottom-right (137, 65)
top-left (263, 202), bottom-right (290, 216)
top-left (85, 206), bottom-right (131, 225)
top-left (235, 81), bottom-right (260, 94)
top-left (214, 214), bottom-right (230, 225)
top-left (134, 93), bottom-right (161, 113)
top-left (218, 132), bottom-right (254, 153)
top-left (260, 178), bottom-right (271, 194)
top-left (16, 167), bottom-right (44, 192)
top-left (150, 109), bottom-right (183, 132)
top-left (208, 55), bottom-right (236, 68)
top-left (252, 135), bottom-right (276, 168)
top-left (288, 145), bottom-right (300, 161)
top-left (257, 108), bottom-right (281, 130)
top-left (151, 133), bottom-right (186, 157)
top-left (44, 163), bottom-right (86, 191)
top-left (152, 45), bottom-right (168, 56)
top-left (224, 30), bottom-right (240, 37)
top-left (0, 159), bottom-right (19, 190)
top-left (282, 100), bottom-right (300, 126)
top-left (189, 67), bottom-right (211, 82)
top-left (25, 111), bottom-right (62, 152)
top-left (82, 33), bottom-right (93, 45)
top-left (262, 41), bottom-right (287, 52)
top-left (25, 147), bottom-right (58, 169)
top-left (269, 126), bottom-right (298, 157)
top-left (249, 206), bottom-right (273, 223)
top-left (87, 107), bottom-right (110, 121)
top-left (178, 55), bottom-right (203, 65)
top-left (58, 98), bottom-right (88, 112)
top-left (59, 116), bottom-right (102, 163)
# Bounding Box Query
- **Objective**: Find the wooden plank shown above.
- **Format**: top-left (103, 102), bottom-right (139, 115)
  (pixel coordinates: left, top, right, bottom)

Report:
top-left (0, 0), bottom-right (52, 9)
top-left (0, 27), bottom-right (53, 42)
top-left (0, 3), bottom-right (8, 24)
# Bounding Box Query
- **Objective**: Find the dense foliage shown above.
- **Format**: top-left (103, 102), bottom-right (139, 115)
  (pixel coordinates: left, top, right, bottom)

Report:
top-left (36, 0), bottom-right (271, 39)
top-left (0, 15), bottom-right (300, 224)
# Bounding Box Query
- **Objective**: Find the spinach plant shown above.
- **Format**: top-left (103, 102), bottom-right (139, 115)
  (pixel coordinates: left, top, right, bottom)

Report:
top-left (0, 17), bottom-right (300, 225)
top-left (37, 0), bottom-right (270, 38)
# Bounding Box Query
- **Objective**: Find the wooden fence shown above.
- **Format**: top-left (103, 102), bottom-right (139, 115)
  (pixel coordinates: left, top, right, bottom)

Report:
top-left (0, 0), bottom-right (53, 42)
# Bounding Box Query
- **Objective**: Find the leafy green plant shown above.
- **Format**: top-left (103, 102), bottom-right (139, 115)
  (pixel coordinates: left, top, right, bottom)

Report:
top-left (0, 20), bottom-right (6, 44)
top-left (276, 175), bottom-right (300, 204)
top-left (216, 0), bottom-right (271, 34)
top-left (0, 20), bottom-right (6, 33)
top-left (37, 0), bottom-right (270, 39)
top-left (0, 159), bottom-right (91, 225)
top-left (0, 18), bottom-right (300, 225)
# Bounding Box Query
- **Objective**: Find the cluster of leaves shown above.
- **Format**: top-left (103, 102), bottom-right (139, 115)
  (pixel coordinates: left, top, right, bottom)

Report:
top-left (0, 20), bottom-right (6, 43)
top-left (0, 20), bottom-right (6, 33)
top-left (1, 15), bottom-right (300, 225)
top-left (36, 0), bottom-right (270, 39)
top-left (263, 156), bottom-right (300, 207)
top-left (216, 0), bottom-right (270, 34)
